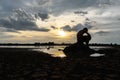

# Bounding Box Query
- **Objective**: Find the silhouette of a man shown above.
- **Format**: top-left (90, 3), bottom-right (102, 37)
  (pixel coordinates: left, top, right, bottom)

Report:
top-left (77, 28), bottom-right (91, 46)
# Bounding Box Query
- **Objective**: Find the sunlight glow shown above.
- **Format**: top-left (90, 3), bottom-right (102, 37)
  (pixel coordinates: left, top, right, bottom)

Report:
top-left (58, 30), bottom-right (66, 37)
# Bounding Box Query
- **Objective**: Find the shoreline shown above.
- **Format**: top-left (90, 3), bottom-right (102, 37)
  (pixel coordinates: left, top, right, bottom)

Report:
top-left (0, 43), bottom-right (119, 47)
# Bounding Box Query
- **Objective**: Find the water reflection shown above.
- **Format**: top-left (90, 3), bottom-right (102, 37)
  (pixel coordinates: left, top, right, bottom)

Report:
top-left (0, 45), bottom-right (110, 57)
top-left (32, 46), bottom-right (66, 57)
top-left (90, 53), bottom-right (105, 57)
top-left (32, 46), bottom-right (109, 57)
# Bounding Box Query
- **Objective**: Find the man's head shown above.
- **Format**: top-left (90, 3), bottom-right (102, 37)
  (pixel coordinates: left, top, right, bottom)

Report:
top-left (83, 28), bottom-right (88, 33)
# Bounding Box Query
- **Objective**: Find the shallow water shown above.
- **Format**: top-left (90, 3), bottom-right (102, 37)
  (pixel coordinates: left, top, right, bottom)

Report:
top-left (32, 46), bottom-right (66, 57)
top-left (33, 46), bottom-right (111, 57)
top-left (0, 45), bottom-right (110, 57)
top-left (90, 53), bottom-right (105, 57)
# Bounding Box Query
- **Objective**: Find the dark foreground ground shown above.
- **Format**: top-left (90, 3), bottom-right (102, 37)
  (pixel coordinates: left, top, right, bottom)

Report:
top-left (0, 46), bottom-right (120, 80)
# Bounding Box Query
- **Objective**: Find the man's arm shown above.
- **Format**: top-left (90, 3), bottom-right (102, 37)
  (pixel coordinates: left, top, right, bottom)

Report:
top-left (86, 32), bottom-right (91, 40)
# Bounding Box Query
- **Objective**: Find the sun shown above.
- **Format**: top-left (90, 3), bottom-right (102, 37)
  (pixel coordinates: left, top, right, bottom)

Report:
top-left (58, 30), bottom-right (66, 37)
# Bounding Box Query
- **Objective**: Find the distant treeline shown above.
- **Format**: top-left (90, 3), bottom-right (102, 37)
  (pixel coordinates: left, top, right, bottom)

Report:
top-left (0, 42), bottom-right (119, 46)
top-left (89, 43), bottom-right (119, 46)
top-left (0, 42), bottom-right (70, 46)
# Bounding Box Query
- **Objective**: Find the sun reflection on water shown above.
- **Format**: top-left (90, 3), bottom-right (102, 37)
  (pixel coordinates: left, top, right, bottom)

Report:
top-left (32, 46), bottom-right (66, 58)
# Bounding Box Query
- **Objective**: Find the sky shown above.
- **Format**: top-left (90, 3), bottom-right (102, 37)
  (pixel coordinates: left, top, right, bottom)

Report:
top-left (0, 0), bottom-right (120, 44)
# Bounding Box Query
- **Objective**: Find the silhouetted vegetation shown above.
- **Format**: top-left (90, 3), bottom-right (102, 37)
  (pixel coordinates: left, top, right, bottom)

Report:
top-left (0, 42), bottom-right (119, 47)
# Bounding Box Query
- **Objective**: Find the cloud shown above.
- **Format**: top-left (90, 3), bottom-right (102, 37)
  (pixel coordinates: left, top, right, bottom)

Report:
top-left (0, 0), bottom-right (119, 18)
top-left (0, 18), bottom-right (50, 32)
top-left (61, 20), bottom-right (93, 32)
top-left (49, 0), bottom-right (115, 14)
top-left (0, 0), bottom-right (53, 18)
top-left (35, 12), bottom-right (49, 21)
top-left (1, 0), bottom-right (120, 43)
top-left (0, 32), bottom-right (14, 38)
top-left (0, 9), bottom-right (50, 32)
top-left (0, 0), bottom-right (119, 16)
top-left (6, 28), bottom-right (20, 33)
top-left (61, 24), bottom-right (85, 32)
top-left (51, 26), bottom-right (58, 29)
top-left (61, 25), bottom-right (72, 31)
top-left (0, 0), bottom-right (25, 17)
top-left (74, 11), bottom-right (88, 16)
top-left (0, 27), bottom-right (18, 33)
top-left (71, 24), bottom-right (84, 31)
top-left (95, 31), bottom-right (110, 36)
top-left (54, 0), bottom-right (97, 9)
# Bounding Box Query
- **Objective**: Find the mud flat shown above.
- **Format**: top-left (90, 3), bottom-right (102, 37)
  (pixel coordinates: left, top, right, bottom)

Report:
top-left (0, 46), bottom-right (120, 80)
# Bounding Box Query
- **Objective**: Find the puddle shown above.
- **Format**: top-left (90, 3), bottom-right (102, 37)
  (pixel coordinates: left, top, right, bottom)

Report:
top-left (90, 53), bottom-right (105, 57)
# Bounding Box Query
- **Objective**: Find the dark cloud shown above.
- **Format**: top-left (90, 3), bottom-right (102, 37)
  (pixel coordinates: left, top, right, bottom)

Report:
top-left (72, 24), bottom-right (84, 31)
top-left (74, 11), bottom-right (88, 16)
top-left (118, 18), bottom-right (120, 20)
top-left (61, 21), bottom-right (93, 32)
top-left (35, 12), bottom-right (49, 21)
top-left (85, 18), bottom-right (90, 21)
top-left (61, 24), bottom-right (84, 32)
top-left (61, 25), bottom-right (72, 31)
top-left (38, 0), bottom-right (50, 5)
top-left (0, 9), bottom-right (50, 32)
top-left (35, 28), bottom-right (50, 32)
top-left (0, 18), bottom-right (50, 32)
top-left (71, 20), bottom-right (75, 22)
top-left (13, 9), bottom-right (35, 21)
top-left (51, 26), bottom-right (58, 29)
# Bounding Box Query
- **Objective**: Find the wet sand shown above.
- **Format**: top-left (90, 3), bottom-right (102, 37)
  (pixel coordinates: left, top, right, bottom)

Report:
top-left (0, 46), bottom-right (120, 80)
